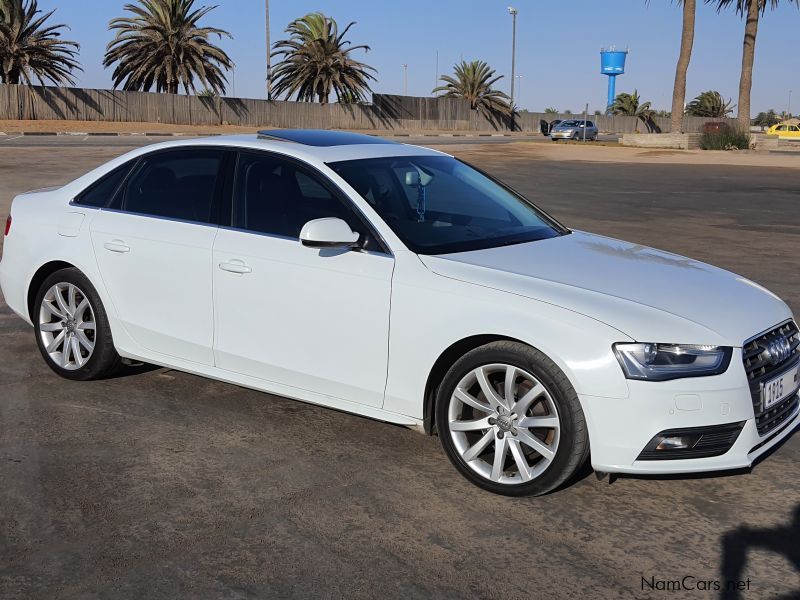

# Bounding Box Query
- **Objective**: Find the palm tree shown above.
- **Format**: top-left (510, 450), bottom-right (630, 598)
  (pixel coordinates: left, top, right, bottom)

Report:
top-left (103, 0), bottom-right (233, 95)
top-left (433, 60), bottom-right (513, 123)
top-left (611, 90), bottom-right (657, 131)
top-left (752, 108), bottom-right (779, 126)
top-left (545, 107), bottom-right (558, 114)
top-left (271, 12), bottom-right (375, 104)
top-left (708, 0), bottom-right (798, 131)
top-left (0, 0), bottom-right (81, 85)
top-left (685, 90), bottom-right (735, 117)
top-left (669, 0), bottom-right (696, 133)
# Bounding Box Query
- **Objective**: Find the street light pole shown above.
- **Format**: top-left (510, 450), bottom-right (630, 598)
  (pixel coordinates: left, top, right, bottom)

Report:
top-left (515, 75), bottom-right (523, 107)
top-left (265, 0), bottom-right (272, 100)
top-left (508, 6), bottom-right (518, 107)
top-left (789, 90), bottom-right (793, 118)
top-left (402, 64), bottom-right (408, 96)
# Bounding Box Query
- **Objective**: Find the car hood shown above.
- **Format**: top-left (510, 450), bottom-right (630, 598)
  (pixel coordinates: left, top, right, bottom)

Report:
top-left (419, 231), bottom-right (793, 346)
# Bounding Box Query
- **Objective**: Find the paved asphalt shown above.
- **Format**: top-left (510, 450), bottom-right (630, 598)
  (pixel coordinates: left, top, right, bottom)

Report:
top-left (0, 139), bottom-right (798, 599)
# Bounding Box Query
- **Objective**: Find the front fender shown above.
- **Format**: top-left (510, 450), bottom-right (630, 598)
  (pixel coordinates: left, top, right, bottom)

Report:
top-left (383, 252), bottom-right (632, 420)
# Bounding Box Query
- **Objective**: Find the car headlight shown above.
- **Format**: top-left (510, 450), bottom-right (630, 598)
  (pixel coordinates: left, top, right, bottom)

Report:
top-left (613, 343), bottom-right (732, 381)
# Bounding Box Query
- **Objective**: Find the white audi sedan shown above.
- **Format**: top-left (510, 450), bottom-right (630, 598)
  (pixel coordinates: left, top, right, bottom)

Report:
top-left (1, 130), bottom-right (798, 496)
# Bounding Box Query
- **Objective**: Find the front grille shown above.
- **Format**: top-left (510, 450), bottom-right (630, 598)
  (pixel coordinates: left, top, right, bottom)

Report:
top-left (743, 321), bottom-right (799, 381)
top-left (756, 394), bottom-right (799, 437)
top-left (742, 321), bottom-right (800, 436)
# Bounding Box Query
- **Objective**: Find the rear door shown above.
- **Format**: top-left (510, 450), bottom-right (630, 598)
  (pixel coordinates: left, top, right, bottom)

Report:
top-left (89, 147), bottom-right (228, 365)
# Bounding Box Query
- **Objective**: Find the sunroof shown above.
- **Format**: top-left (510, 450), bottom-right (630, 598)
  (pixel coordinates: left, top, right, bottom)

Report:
top-left (257, 129), bottom-right (399, 147)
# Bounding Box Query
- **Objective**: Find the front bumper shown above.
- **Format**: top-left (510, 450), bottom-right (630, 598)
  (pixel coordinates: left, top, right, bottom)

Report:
top-left (550, 131), bottom-right (576, 139)
top-left (581, 349), bottom-right (800, 474)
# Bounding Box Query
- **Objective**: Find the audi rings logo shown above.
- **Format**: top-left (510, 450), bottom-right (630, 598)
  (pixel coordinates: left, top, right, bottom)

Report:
top-left (765, 336), bottom-right (792, 365)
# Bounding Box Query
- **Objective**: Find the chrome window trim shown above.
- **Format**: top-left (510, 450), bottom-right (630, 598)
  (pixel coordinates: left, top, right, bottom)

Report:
top-left (217, 225), bottom-right (394, 259)
top-left (97, 206), bottom-right (221, 229)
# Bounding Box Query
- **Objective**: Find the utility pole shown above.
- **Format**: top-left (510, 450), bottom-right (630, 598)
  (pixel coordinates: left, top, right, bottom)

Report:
top-left (402, 64), bottom-right (408, 96)
top-left (789, 90), bottom-right (793, 118)
top-left (434, 51), bottom-right (439, 96)
top-left (508, 6), bottom-right (518, 107)
top-left (265, 0), bottom-right (272, 100)
top-left (515, 75), bottom-right (523, 107)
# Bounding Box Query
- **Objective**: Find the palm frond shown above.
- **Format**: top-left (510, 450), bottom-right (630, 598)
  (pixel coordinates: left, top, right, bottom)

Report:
top-left (103, 0), bottom-right (232, 94)
top-left (432, 59), bottom-right (513, 124)
top-left (270, 12), bottom-right (376, 104)
top-left (0, 0), bottom-right (81, 85)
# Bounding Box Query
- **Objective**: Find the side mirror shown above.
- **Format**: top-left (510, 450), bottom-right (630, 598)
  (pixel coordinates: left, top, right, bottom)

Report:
top-left (299, 217), bottom-right (360, 249)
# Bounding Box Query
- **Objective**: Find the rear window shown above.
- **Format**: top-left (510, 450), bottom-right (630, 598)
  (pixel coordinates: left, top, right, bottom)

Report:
top-left (74, 163), bottom-right (133, 208)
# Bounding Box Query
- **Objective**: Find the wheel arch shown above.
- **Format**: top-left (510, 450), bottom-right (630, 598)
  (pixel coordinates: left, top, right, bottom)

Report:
top-left (423, 334), bottom-right (532, 436)
top-left (27, 260), bottom-right (79, 321)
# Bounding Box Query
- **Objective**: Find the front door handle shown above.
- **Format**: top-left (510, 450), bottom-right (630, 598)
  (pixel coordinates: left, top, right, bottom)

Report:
top-left (218, 260), bottom-right (252, 274)
top-left (104, 240), bottom-right (130, 253)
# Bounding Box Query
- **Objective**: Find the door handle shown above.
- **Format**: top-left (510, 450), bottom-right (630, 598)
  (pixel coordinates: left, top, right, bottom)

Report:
top-left (218, 260), bottom-right (252, 274)
top-left (104, 240), bottom-right (130, 253)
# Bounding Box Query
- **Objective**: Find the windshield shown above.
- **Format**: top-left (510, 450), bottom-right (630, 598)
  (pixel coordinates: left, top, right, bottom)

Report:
top-left (559, 120), bottom-right (582, 127)
top-left (329, 155), bottom-right (566, 255)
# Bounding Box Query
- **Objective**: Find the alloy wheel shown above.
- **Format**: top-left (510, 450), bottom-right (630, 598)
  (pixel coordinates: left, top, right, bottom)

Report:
top-left (38, 282), bottom-right (96, 370)
top-left (447, 363), bottom-right (560, 484)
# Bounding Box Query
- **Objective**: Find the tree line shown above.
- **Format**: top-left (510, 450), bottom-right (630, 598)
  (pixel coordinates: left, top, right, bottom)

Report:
top-left (0, 0), bottom-right (793, 128)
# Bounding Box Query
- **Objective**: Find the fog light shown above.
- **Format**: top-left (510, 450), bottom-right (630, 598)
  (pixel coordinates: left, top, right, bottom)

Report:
top-left (638, 422), bottom-right (745, 460)
top-left (655, 435), bottom-right (696, 451)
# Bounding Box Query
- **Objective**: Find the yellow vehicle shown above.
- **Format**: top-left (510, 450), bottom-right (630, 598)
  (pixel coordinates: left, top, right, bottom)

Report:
top-left (767, 123), bottom-right (800, 139)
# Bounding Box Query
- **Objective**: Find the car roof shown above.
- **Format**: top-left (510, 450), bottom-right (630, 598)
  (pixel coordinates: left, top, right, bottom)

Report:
top-left (60, 131), bottom-right (450, 196)
top-left (127, 132), bottom-right (448, 164)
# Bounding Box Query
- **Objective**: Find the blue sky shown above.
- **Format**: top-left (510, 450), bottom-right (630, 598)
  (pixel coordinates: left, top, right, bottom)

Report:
top-left (37, 0), bottom-right (799, 114)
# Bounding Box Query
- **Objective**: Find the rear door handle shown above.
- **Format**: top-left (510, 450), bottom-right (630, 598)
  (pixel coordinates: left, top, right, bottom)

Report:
top-left (104, 240), bottom-right (130, 253)
top-left (218, 260), bottom-right (252, 274)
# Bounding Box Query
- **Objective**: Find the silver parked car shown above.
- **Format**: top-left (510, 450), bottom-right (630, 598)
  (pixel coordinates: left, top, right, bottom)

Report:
top-left (550, 119), bottom-right (599, 141)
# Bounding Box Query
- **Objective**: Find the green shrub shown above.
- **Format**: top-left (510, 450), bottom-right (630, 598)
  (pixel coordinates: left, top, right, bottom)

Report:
top-left (700, 125), bottom-right (751, 150)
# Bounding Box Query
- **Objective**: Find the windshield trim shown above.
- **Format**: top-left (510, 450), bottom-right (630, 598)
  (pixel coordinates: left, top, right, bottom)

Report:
top-left (326, 155), bottom-right (571, 256)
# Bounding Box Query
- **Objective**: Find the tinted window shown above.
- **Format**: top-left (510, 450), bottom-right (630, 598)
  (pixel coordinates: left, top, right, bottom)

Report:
top-left (330, 155), bottom-right (564, 255)
top-left (119, 149), bottom-right (224, 223)
top-left (233, 152), bottom-right (380, 250)
top-left (75, 163), bottom-right (132, 208)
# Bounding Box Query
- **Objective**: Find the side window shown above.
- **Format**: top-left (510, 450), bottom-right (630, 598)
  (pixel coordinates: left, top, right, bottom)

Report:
top-left (118, 149), bottom-right (224, 223)
top-left (233, 152), bottom-right (380, 250)
top-left (586, 121), bottom-right (595, 128)
top-left (74, 163), bottom-right (133, 208)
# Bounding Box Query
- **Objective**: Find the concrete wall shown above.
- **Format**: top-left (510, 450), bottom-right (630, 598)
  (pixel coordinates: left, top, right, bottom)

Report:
top-left (620, 133), bottom-right (703, 149)
top-left (0, 84), bottom-right (735, 134)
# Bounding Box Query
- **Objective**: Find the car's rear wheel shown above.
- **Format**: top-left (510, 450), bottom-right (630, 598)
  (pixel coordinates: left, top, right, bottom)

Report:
top-left (436, 341), bottom-right (588, 496)
top-left (34, 268), bottom-right (121, 381)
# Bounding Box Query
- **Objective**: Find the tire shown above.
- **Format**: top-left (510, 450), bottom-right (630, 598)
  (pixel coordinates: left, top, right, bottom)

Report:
top-left (436, 341), bottom-right (588, 496)
top-left (33, 267), bottom-right (121, 381)
top-left (573, 133), bottom-right (581, 142)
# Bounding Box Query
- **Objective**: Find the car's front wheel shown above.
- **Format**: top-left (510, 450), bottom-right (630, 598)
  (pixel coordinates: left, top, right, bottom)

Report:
top-left (33, 268), bottom-right (121, 381)
top-left (436, 341), bottom-right (588, 496)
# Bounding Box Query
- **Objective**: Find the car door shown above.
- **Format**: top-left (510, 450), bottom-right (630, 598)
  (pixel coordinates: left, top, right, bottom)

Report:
top-left (212, 151), bottom-right (394, 408)
top-left (89, 147), bottom-right (228, 365)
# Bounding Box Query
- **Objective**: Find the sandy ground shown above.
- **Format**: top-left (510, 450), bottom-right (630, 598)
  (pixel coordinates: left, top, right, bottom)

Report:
top-left (437, 141), bottom-right (800, 169)
top-left (1, 140), bottom-right (799, 599)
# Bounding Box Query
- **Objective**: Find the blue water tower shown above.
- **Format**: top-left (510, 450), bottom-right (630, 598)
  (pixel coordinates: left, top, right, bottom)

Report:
top-left (600, 47), bottom-right (628, 111)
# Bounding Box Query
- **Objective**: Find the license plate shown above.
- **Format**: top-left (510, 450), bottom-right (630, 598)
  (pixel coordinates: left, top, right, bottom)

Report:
top-left (761, 363), bottom-right (800, 410)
